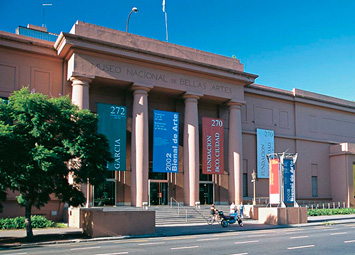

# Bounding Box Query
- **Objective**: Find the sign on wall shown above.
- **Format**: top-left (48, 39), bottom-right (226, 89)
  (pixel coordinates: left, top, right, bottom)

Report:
top-left (202, 117), bottom-right (224, 174)
top-left (153, 110), bottom-right (179, 173)
top-left (257, 129), bottom-right (274, 178)
top-left (284, 158), bottom-right (295, 203)
top-left (97, 103), bottom-right (127, 171)
top-left (269, 158), bottom-right (280, 204)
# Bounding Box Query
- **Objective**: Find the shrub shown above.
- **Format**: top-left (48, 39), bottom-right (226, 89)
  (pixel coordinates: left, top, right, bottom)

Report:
top-left (307, 208), bottom-right (355, 216)
top-left (0, 215), bottom-right (55, 230)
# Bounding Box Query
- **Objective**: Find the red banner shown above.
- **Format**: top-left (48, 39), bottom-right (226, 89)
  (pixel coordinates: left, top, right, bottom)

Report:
top-left (202, 117), bottom-right (224, 174)
top-left (269, 158), bottom-right (280, 204)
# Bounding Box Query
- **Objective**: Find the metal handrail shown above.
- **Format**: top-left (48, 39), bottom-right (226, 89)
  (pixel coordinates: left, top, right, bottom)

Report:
top-left (170, 197), bottom-right (182, 215)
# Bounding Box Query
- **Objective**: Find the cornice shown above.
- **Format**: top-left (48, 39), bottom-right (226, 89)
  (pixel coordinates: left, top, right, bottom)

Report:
top-left (54, 32), bottom-right (258, 86)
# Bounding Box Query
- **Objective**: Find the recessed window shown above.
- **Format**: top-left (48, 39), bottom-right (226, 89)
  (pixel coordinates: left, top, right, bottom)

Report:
top-left (312, 176), bottom-right (318, 197)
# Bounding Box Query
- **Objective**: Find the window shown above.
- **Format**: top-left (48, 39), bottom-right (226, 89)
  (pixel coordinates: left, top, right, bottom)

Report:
top-left (312, 176), bottom-right (318, 197)
top-left (243, 173), bottom-right (248, 197)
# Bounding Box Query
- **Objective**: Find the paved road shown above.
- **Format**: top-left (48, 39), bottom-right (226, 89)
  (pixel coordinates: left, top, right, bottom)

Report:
top-left (1, 223), bottom-right (355, 255)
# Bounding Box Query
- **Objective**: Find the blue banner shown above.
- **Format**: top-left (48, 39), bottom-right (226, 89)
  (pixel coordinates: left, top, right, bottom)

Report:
top-left (153, 110), bottom-right (179, 173)
top-left (284, 159), bottom-right (295, 203)
top-left (256, 129), bottom-right (274, 178)
top-left (97, 103), bottom-right (127, 171)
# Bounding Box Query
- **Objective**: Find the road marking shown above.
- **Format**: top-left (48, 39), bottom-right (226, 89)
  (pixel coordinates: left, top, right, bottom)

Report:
top-left (314, 226), bottom-right (333, 230)
top-left (71, 246), bottom-right (101, 251)
top-left (247, 234), bottom-right (267, 238)
top-left (197, 238), bottom-right (220, 242)
top-left (138, 242), bottom-right (165, 246)
top-left (96, 253), bottom-right (128, 255)
top-left (163, 236), bottom-right (196, 241)
top-left (253, 230), bottom-right (275, 233)
top-left (330, 232), bottom-right (347, 235)
top-left (288, 245), bottom-right (315, 250)
top-left (283, 228), bottom-right (304, 232)
top-left (235, 240), bottom-right (259, 245)
top-left (230, 253), bottom-right (248, 255)
top-left (214, 232), bottom-right (240, 237)
top-left (115, 239), bottom-right (148, 244)
top-left (290, 235), bottom-right (309, 239)
top-left (171, 246), bottom-right (199, 250)
top-left (344, 240), bottom-right (355, 243)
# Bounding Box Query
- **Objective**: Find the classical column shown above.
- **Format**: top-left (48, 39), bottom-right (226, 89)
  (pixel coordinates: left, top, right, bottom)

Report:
top-left (228, 101), bottom-right (244, 205)
top-left (183, 93), bottom-right (200, 206)
top-left (131, 85), bottom-right (151, 207)
top-left (69, 76), bottom-right (92, 208)
top-left (70, 76), bottom-right (91, 110)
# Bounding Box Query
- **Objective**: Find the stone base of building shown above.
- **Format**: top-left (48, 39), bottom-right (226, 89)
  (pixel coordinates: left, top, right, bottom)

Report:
top-left (80, 208), bottom-right (155, 237)
top-left (258, 207), bottom-right (307, 225)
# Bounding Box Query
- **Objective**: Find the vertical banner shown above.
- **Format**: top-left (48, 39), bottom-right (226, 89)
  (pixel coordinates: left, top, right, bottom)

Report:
top-left (202, 117), bottom-right (224, 174)
top-left (152, 110), bottom-right (179, 173)
top-left (283, 158), bottom-right (295, 203)
top-left (269, 158), bottom-right (280, 204)
top-left (97, 103), bottom-right (127, 171)
top-left (257, 129), bottom-right (274, 178)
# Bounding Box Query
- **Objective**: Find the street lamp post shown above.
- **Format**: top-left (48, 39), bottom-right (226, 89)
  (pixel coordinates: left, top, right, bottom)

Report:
top-left (251, 170), bottom-right (257, 205)
top-left (126, 7), bottom-right (138, 33)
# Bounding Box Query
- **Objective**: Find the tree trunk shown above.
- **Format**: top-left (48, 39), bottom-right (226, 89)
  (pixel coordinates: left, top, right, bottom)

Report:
top-left (25, 204), bottom-right (33, 239)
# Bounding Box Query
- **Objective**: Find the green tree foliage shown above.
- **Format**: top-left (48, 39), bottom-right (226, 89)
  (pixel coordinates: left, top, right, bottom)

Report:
top-left (0, 88), bottom-right (112, 238)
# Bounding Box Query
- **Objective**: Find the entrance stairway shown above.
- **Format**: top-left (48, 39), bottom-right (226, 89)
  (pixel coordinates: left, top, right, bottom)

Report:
top-left (151, 205), bottom-right (231, 226)
top-left (97, 205), bottom-right (233, 226)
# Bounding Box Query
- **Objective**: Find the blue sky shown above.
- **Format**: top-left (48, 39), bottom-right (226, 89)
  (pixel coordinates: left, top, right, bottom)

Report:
top-left (1, 0), bottom-right (354, 101)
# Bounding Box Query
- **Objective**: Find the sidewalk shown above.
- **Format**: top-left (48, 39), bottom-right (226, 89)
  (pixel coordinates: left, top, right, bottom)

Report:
top-left (1, 214), bottom-right (355, 248)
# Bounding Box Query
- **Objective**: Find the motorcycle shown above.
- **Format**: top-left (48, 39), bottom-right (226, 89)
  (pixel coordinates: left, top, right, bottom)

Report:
top-left (217, 210), bottom-right (243, 228)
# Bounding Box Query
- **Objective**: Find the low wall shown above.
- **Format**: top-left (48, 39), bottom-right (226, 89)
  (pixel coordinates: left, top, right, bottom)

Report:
top-left (243, 205), bottom-right (259, 219)
top-left (258, 207), bottom-right (307, 225)
top-left (80, 208), bottom-right (155, 237)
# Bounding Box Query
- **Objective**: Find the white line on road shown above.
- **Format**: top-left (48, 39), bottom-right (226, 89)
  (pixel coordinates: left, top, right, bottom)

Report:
top-left (96, 253), bottom-right (129, 255)
top-left (330, 232), bottom-right (347, 235)
top-left (314, 226), bottom-right (333, 230)
top-left (288, 245), bottom-right (315, 250)
top-left (197, 238), bottom-right (220, 242)
top-left (247, 234), bottom-right (267, 238)
top-left (171, 246), bottom-right (199, 250)
top-left (290, 236), bottom-right (309, 239)
top-left (230, 253), bottom-right (248, 255)
top-left (344, 240), bottom-right (355, 243)
top-left (138, 242), bottom-right (165, 246)
top-left (235, 240), bottom-right (259, 245)
top-left (70, 246), bottom-right (101, 251)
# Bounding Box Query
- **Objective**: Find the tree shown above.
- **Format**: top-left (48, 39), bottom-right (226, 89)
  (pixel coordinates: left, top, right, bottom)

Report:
top-left (0, 88), bottom-right (112, 239)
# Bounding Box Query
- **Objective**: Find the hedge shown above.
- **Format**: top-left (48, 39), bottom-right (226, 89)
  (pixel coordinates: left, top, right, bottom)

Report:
top-left (0, 215), bottom-right (55, 230)
top-left (307, 208), bottom-right (355, 216)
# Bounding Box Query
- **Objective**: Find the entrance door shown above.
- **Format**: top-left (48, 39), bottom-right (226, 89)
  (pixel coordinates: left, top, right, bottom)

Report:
top-left (199, 182), bottom-right (214, 205)
top-left (149, 181), bottom-right (168, 206)
top-left (93, 180), bottom-right (116, 206)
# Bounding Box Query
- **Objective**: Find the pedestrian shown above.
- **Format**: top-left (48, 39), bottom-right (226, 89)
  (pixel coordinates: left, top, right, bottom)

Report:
top-left (239, 202), bottom-right (244, 218)
top-left (210, 203), bottom-right (218, 222)
top-left (230, 201), bottom-right (236, 214)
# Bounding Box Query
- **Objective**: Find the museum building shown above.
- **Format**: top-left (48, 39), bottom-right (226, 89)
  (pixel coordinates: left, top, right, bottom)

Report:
top-left (0, 22), bottom-right (354, 221)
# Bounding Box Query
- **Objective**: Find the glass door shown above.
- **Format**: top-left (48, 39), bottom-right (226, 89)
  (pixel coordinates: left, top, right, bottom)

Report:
top-left (149, 180), bottom-right (168, 206)
top-left (93, 180), bottom-right (116, 206)
top-left (199, 182), bottom-right (214, 205)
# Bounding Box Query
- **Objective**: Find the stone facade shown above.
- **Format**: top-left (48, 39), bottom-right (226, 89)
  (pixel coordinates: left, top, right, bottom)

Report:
top-left (0, 21), bottom-right (354, 221)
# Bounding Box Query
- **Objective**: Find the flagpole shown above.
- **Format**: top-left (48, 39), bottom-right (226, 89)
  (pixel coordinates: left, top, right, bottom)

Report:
top-left (162, 0), bottom-right (168, 42)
